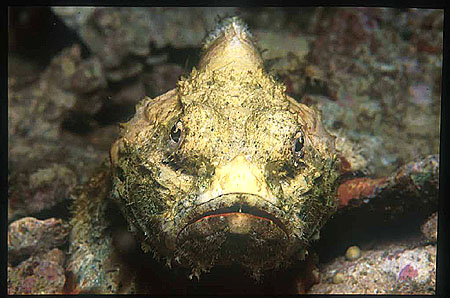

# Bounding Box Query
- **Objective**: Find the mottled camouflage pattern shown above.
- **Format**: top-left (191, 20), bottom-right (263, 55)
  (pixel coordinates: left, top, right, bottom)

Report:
top-left (69, 17), bottom-right (341, 291)
top-left (110, 17), bottom-right (340, 277)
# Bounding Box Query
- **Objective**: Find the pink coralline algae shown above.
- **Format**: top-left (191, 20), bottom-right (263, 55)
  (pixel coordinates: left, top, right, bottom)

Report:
top-left (398, 264), bottom-right (418, 282)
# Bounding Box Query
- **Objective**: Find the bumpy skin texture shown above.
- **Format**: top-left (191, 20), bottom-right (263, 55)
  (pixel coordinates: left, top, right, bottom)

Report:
top-left (69, 17), bottom-right (341, 292)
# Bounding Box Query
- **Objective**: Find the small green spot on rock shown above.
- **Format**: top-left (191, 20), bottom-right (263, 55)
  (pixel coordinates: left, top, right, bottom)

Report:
top-left (345, 245), bottom-right (361, 261)
top-left (333, 272), bottom-right (345, 284)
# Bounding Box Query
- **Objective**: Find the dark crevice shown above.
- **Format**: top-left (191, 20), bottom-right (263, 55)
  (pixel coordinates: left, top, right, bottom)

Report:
top-left (93, 102), bottom-right (136, 126)
top-left (313, 207), bottom-right (433, 264)
top-left (150, 43), bottom-right (201, 72)
top-left (30, 199), bottom-right (72, 222)
top-left (61, 111), bottom-right (96, 135)
top-left (9, 7), bottom-right (90, 68)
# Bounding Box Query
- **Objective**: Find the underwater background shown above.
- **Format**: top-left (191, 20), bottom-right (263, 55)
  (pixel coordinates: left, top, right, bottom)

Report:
top-left (8, 7), bottom-right (442, 294)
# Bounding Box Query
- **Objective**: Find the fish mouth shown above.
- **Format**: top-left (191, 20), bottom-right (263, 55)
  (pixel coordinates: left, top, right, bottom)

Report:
top-left (176, 194), bottom-right (290, 243)
top-left (185, 203), bottom-right (288, 236)
top-left (172, 193), bottom-right (302, 272)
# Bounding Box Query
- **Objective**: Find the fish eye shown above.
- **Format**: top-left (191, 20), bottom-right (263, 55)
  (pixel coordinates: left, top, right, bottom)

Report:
top-left (170, 121), bottom-right (183, 144)
top-left (292, 132), bottom-right (304, 160)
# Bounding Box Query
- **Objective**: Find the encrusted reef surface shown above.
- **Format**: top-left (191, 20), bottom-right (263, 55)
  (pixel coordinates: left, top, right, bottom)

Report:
top-left (8, 7), bottom-right (441, 294)
top-left (7, 217), bottom-right (69, 294)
